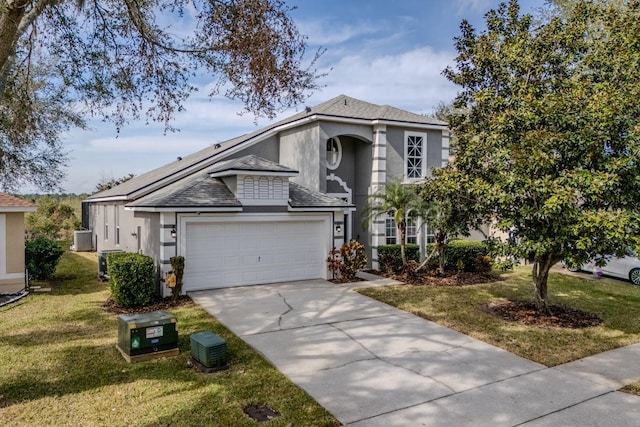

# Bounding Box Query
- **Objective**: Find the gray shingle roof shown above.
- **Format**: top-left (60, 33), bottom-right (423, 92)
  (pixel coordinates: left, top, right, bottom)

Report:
top-left (127, 173), bottom-right (241, 208)
top-left (208, 154), bottom-right (298, 175)
top-left (289, 183), bottom-right (352, 208)
top-left (127, 156), bottom-right (351, 210)
top-left (88, 95), bottom-right (445, 201)
top-left (310, 96), bottom-right (447, 125)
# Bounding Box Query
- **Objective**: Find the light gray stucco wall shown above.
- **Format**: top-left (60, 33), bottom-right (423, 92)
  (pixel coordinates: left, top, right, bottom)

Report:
top-left (232, 135), bottom-right (279, 162)
top-left (133, 211), bottom-right (161, 262)
top-left (386, 126), bottom-right (443, 179)
top-left (280, 122), bottom-right (321, 191)
top-left (386, 126), bottom-right (405, 180)
top-left (426, 130), bottom-right (444, 174)
top-left (92, 202), bottom-right (160, 263)
top-left (354, 140), bottom-right (373, 262)
top-left (320, 122), bottom-right (373, 194)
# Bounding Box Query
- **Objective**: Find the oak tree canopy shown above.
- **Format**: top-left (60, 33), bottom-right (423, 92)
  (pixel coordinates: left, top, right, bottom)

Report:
top-left (0, 0), bottom-right (322, 190)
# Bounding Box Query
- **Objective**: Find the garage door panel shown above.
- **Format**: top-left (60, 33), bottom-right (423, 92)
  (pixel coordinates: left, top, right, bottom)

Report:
top-left (183, 219), bottom-right (327, 290)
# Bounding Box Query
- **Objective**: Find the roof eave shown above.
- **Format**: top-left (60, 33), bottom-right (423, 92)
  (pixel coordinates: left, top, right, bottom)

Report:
top-left (288, 206), bottom-right (354, 212)
top-left (210, 170), bottom-right (298, 178)
top-left (125, 206), bottom-right (243, 212)
top-left (312, 114), bottom-right (447, 129)
top-left (0, 206), bottom-right (37, 213)
top-left (85, 195), bottom-right (130, 203)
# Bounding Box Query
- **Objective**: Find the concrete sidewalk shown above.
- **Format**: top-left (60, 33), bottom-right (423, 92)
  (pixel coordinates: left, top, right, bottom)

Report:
top-left (190, 279), bottom-right (640, 426)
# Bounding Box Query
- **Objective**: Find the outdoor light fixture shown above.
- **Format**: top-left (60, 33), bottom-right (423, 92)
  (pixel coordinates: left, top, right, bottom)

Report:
top-left (170, 227), bottom-right (177, 238)
top-left (335, 224), bottom-right (342, 233)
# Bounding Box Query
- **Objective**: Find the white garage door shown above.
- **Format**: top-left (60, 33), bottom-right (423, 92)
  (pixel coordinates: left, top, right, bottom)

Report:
top-left (183, 219), bottom-right (327, 290)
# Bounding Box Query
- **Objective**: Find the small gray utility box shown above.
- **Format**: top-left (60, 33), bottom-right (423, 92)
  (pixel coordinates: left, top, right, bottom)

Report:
top-left (190, 331), bottom-right (228, 372)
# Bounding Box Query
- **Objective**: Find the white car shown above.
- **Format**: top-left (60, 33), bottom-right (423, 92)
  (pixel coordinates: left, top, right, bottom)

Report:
top-left (568, 249), bottom-right (640, 286)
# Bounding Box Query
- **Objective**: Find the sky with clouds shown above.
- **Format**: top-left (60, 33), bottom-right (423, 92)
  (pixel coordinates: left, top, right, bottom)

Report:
top-left (59, 0), bottom-right (547, 194)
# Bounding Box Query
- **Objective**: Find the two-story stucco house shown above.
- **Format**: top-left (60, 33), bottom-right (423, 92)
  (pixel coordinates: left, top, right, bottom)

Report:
top-left (85, 95), bottom-right (448, 295)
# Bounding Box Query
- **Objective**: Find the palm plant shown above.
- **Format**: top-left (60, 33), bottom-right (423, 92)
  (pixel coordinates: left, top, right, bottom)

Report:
top-left (363, 180), bottom-right (428, 265)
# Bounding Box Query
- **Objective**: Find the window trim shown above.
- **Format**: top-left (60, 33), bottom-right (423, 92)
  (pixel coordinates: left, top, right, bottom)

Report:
top-left (404, 131), bottom-right (427, 181)
top-left (326, 136), bottom-right (342, 170)
top-left (103, 205), bottom-right (108, 241)
top-left (406, 216), bottom-right (417, 244)
top-left (385, 214), bottom-right (397, 245)
top-left (115, 206), bottom-right (120, 246)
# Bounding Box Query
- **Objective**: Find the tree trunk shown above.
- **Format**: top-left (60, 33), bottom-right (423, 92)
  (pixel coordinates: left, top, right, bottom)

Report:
top-left (435, 231), bottom-right (447, 273)
top-left (532, 254), bottom-right (555, 315)
top-left (398, 221), bottom-right (407, 265)
top-left (416, 245), bottom-right (438, 271)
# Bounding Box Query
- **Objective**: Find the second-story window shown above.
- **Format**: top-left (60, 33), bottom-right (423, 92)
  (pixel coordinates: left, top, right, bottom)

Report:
top-left (326, 136), bottom-right (342, 170)
top-left (405, 131), bottom-right (427, 179)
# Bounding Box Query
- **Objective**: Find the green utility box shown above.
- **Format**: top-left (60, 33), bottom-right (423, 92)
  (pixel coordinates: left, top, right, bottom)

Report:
top-left (190, 331), bottom-right (228, 372)
top-left (117, 310), bottom-right (178, 361)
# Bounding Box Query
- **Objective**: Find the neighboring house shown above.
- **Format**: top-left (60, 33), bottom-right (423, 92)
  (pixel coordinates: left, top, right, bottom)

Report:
top-left (85, 95), bottom-right (448, 295)
top-left (0, 193), bottom-right (36, 293)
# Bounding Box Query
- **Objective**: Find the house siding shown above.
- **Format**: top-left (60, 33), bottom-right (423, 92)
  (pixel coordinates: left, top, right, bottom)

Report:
top-left (386, 126), bottom-right (444, 180)
top-left (231, 135), bottom-right (279, 163)
top-left (0, 212), bottom-right (27, 291)
top-left (426, 129), bottom-right (444, 173)
top-left (386, 126), bottom-right (405, 180)
top-left (93, 203), bottom-right (161, 259)
top-left (6, 212), bottom-right (25, 274)
top-left (280, 122), bottom-right (321, 191)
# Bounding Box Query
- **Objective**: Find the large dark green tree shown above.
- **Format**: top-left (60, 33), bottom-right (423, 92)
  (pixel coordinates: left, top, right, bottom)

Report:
top-left (442, 0), bottom-right (640, 313)
top-left (0, 0), bottom-right (322, 191)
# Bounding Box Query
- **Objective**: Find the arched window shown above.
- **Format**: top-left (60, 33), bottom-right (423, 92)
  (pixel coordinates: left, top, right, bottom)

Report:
top-left (326, 136), bottom-right (342, 170)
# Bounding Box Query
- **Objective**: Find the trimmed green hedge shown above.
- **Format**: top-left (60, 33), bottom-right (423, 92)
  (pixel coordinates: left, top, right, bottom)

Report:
top-left (427, 239), bottom-right (492, 272)
top-left (108, 252), bottom-right (157, 308)
top-left (378, 240), bottom-right (492, 273)
top-left (377, 244), bottom-right (420, 273)
top-left (25, 237), bottom-right (64, 280)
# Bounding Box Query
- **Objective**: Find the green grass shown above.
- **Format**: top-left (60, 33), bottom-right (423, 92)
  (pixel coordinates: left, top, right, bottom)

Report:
top-left (0, 251), bottom-right (338, 426)
top-left (358, 266), bottom-right (640, 367)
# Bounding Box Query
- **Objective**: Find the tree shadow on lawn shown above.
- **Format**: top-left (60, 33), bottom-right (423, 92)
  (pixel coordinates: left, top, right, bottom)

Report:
top-left (481, 271), bottom-right (640, 333)
top-left (0, 340), bottom-right (205, 407)
top-left (0, 307), bottom-right (254, 409)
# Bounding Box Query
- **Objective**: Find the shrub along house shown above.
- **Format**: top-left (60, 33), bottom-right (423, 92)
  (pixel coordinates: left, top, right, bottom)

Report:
top-left (85, 95), bottom-right (449, 295)
top-left (0, 193), bottom-right (36, 293)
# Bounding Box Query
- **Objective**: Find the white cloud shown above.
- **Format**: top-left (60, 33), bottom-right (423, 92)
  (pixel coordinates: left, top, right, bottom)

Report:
top-left (297, 19), bottom-right (379, 46)
top-left (452, 0), bottom-right (494, 14)
top-left (84, 135), bottom-right (213, 154)
top-left (308, 46), bottom-right (458, 114)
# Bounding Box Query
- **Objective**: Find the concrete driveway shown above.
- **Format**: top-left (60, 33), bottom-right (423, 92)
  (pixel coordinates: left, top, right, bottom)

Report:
top-left (190, 279), bottom-right (640, 426)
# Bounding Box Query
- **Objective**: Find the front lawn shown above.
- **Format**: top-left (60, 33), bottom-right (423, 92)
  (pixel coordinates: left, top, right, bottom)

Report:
top-left (0, 251), bottom-right (338, 426)
top-left (358, 266), bottom-right (640, 367)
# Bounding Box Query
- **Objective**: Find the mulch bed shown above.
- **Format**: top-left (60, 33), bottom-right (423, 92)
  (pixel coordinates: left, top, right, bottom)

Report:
top-left (329, 276), bottom-right (365, 284)
top-left (103, 295), bottom-right (194, 314)
top-left (482, 300), bottom-right (603, 328)
top-left (367, 269), bottom-right (503, 287)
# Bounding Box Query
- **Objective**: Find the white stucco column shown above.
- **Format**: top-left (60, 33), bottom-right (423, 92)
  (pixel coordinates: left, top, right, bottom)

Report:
top-left (370, 124), bottom-right (387, 270)
top-left (159, 212), bottom-right (177, 297)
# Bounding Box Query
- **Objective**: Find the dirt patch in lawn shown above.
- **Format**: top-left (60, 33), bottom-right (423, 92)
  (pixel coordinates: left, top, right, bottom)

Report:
top-left (482, 300), bottom-right (603, 328)
top-left (103, 295), bottom-right (194, 314)
top-left (366, 269), bottom-right (503, 287)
